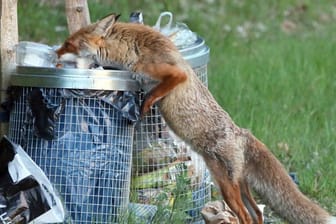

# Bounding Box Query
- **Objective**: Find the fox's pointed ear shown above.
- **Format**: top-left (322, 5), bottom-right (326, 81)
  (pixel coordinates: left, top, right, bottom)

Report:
top-left (94, 13), bottom-right (121, 37)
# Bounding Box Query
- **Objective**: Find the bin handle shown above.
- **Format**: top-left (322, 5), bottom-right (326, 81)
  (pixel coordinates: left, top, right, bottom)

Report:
top-left (153, 11), bottom-right (173, 33)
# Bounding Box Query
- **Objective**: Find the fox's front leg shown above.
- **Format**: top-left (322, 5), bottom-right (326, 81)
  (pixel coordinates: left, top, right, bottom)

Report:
top-left (139, 63), bottom-right (187, 116)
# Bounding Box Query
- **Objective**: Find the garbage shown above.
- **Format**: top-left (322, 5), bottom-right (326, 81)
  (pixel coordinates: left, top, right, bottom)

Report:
top-left (27, 88), bottom-right (64, 140)
top-left (16, 42), bottom-right (57, 67)
top-left (201, 200), bottom-right (239, 224)
top-left (153, 11), bottom-right (198, 48)
top-left (0, 136), bottom-right (64, 224)
top-left (201, 200), bottom-right (266, 224)
top-left (129, 11), bottom-right (144, 24)
top-left (131, 131), bottom-right (212, 222)
top-left (289, 172), bottom-right (299, 185)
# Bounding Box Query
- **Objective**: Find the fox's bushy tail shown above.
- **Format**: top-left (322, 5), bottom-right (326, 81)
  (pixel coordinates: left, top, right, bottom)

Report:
top-left (244, 131), bottom-right (335, 224)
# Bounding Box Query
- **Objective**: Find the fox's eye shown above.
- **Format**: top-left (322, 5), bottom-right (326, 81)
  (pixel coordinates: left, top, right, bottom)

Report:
top-left (79, 40), bottom-right (85, 47)
top-left (64, 42), bottom-right (72, 48)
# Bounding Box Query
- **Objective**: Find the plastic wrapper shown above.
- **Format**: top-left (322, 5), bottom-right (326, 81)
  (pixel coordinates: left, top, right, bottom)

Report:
top-left (0, 136), bottom-right (65, 224)
top-left (201, 200), bottom-right (239, 224)
top-left (153, 11), bottom-right (197, 48)
top-left (8, 87), bottom-right (139, 223)
top-left (129, 11), bottom-right (144, 24)
top-left (27, 88), bottom-right (64, 140)
top-left (16, 42), bottom-right (57, 67)
top-left (24, 88), bottom-right (139, 141)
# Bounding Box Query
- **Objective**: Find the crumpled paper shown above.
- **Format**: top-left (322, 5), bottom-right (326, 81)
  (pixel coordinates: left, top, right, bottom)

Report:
top-left (201, 200), bottom-right (239, 224)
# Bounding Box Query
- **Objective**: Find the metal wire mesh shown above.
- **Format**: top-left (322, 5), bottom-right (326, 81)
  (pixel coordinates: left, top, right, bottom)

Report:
top-left (131, 64), bottom-right (211, 223)
top-left (8, 88), bottom-right (134, 224)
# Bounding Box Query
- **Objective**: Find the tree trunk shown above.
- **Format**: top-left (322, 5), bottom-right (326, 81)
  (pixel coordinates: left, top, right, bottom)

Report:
top-left (65, 0), bottom-right (91, 34)
top-left (0, 0), bottom-right (18, 136)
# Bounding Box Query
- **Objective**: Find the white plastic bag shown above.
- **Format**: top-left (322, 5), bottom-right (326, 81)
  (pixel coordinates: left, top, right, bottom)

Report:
top-left (0, 136), bottom-right (65, 224)
top-left (153, 11), bottom-right (197, 48)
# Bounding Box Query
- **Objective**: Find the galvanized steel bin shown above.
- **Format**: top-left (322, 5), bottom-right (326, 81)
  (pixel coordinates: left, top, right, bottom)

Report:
top-left (8, 67), bottom-right (140, 224)
top-left (131, 37), bottom-right (211, 224)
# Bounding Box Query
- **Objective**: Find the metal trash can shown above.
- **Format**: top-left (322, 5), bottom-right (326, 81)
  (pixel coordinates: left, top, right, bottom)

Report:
top-left (131, 37), bottom-right (211, 223)
top-left (8, 66), bottom-right (140, 224)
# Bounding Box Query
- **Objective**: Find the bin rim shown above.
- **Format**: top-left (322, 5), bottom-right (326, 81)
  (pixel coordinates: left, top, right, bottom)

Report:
top-left (11, 37), bottom-right (209, 90)
top-left (11, 66), bottom-right (141, 91)
top-left (180, 36), bottom-right (210, 68)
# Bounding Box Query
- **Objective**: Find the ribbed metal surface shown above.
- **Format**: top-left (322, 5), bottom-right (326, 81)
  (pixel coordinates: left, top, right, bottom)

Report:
top-left (180, 37), bottom-right (210, 68)
top-left (11, 66), bottom-right (140, 91)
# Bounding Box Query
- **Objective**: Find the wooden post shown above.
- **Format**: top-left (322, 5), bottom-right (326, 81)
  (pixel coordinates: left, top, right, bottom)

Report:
top-left (0, 0), bottom-right (18, 136)
top-left (65, 0), bottom-right (91, 34)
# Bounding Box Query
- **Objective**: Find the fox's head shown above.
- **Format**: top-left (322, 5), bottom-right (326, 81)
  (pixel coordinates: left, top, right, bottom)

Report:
top-left (56, 13), bottom-right (121, 60)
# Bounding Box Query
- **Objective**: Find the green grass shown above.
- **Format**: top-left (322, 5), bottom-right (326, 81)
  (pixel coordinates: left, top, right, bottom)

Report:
top-left (212, 32), bottom-right (336, 210)
top-left (17, 0), bottom-right (336, 222)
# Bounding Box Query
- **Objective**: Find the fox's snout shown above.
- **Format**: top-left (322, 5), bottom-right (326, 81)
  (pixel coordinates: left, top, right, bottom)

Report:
top-left (55, 47), bottom-right (65, 58)
top-left (55, 40), bottom-right (79, 58)
top-left (56, 46), bottom-right (75, 58)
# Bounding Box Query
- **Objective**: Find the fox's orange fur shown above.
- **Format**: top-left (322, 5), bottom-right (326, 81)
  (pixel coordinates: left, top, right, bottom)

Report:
top-left (57, 13), bottom-right (336, 224)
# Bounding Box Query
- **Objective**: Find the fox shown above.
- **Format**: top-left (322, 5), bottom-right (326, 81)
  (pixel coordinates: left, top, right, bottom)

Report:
top-left (56, 13), bottom-right (336, 224)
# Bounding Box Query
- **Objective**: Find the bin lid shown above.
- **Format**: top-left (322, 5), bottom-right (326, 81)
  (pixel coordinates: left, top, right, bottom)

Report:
top-left (180, 37), bottom-right (209, 68)
top-left (11, 66), bottom-right (141, 91)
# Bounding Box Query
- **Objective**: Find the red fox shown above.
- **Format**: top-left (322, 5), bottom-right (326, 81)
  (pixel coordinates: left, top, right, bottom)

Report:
top-left (56, 13), bottom-right (336, 224)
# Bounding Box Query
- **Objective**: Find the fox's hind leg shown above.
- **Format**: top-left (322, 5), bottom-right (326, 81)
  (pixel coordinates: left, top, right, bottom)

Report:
top-left (138, 63), bottom-right (187, 116)
top-left (240, 180), bottom-right (263, 224)
top-left (204, 156), bottom-right (253, 224)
